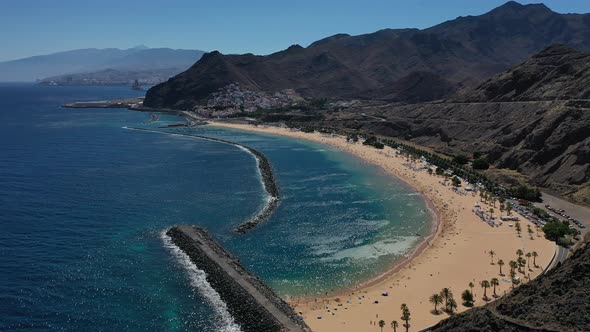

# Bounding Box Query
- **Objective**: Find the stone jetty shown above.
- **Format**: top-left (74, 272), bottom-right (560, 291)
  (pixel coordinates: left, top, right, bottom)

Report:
top-left (167, 225), bottom-right (310, 332)
top-left (127, 127), bottom-right (281, 233)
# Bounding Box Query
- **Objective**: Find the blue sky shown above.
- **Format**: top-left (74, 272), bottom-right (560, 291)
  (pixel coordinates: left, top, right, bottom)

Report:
top-left (1, 0), bottom-right (589, 61)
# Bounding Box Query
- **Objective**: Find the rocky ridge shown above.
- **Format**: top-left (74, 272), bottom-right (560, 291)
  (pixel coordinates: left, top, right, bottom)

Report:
top-left (311, 46), bottom-right (590, 206)
top-left (144, 2), bottom-right (590, 110)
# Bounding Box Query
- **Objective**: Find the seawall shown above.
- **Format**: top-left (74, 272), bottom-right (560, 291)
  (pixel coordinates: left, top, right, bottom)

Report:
top-left (166, 225), bottom-right (310, 332)
top-left (234, 145), bottom-right (280, 233)
top-left (126, 127), bottom-right (280, 233)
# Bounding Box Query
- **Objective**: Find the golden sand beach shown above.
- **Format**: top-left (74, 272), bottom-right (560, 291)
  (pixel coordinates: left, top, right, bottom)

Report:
top-left (209, 121), bottom-right (556, 332)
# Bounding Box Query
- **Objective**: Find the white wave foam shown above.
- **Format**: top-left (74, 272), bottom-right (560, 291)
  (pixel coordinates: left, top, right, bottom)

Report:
top-left (296, 173), bottom-right (349, 183)
top-left (161, 231), bottom-right (242, 332)
top-left (234, 144), bottom-right (273, 204)
top-left (319, 236), bottom-right (419, 262)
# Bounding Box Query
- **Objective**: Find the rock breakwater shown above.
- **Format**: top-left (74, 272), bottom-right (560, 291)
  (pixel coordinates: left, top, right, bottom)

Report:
top-left (166, 226), bottom-right (310, 332)
top-left (125, 127), bottom-right (280, 233)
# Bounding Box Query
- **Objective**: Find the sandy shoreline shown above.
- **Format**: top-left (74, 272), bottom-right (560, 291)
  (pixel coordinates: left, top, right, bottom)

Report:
top-left (327, 179), bottom-right (442, 297)
top-left (208, 121), bottom-right (556, 331)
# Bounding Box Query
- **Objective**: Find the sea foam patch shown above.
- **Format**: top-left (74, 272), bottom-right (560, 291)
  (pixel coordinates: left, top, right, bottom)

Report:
top-left (319, 236), bottom-right (420, 262)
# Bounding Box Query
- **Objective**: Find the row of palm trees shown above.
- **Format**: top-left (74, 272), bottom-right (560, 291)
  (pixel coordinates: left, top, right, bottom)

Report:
top-left (492, 249), bottom-right (539, 291)
top-left (509, 216), bottom-right (541, 240)
top-left (295, 124), bottom-right (515, 198)
top-left (490, 249), bottom-right (538, 275)
top-left (376, 304), bottom-right (411, 332)
top-left (391, 247), bottom-right (541, 330)
top-left (432, 248), bottom-right (542, 317)
top-left (429, 288), bottom-right (458, 315)
top-left (479, 191), bottom-right (513, 216)
top-left (479, 278), bottom-right (500, 301)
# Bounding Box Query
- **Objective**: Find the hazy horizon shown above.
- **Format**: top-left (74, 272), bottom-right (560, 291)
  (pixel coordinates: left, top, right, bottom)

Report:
top-left (2, 0), bottom-right (590, 62)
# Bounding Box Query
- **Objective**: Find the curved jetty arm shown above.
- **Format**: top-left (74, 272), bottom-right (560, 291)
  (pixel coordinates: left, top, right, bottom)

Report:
top-left (126, 127), bottom-right (280, 233)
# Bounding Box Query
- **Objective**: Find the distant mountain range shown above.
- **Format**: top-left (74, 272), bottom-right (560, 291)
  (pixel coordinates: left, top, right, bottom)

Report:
top-left (144, 1), bottom-right (590, 109)
top-left (0, 46), bottom-right (205, 83)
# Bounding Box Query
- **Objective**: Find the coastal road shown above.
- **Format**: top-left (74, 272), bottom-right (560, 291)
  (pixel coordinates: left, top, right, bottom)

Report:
top-left (554, 246), bottom-right (569, 265)
top-left (361, 113), bottom-right (387, 122)
top-left (545, 245), bottom-right (569, 273)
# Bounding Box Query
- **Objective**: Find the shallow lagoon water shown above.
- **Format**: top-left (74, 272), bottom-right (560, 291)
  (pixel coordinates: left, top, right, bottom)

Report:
top-left (0, 84), bottom-right (432, 330)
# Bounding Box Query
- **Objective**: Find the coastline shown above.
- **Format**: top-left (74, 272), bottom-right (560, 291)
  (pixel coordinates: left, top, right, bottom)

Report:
top-left (206, 121), bottom-right (556, 331)
top-left (346, 188), bottom-right (441, 294)
top-left (208, 121), bottom-right (446, 295)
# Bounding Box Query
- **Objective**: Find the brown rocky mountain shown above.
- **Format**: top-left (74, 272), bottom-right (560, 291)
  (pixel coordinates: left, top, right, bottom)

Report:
top-left (316, 45), bottom-right (590, 206)
top-left (144, 1), bottom-right (590, 110)
top-left (143, 2), bottom-right (590, 206)
top-left (457, 44), bottom-right (590, 101)
top-left (428, 239), bottom-right (590, 332)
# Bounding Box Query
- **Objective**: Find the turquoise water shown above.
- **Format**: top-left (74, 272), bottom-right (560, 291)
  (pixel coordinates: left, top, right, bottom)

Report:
top-left (0, 84), bottom-right (432, 330)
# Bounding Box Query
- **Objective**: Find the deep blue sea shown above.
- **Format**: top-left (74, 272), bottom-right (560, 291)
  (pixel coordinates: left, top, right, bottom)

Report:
top-left (0, 84), bottom-right (432, 331)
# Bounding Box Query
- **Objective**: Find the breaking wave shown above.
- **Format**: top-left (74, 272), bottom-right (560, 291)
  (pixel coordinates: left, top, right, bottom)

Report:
top-left (161, 231), bottom-right (242, 332)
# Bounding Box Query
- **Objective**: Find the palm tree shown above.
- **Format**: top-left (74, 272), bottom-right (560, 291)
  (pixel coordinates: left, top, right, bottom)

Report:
top-left (480, 280), bottom-right (490, 301)
top-left (440, 288), bottom-right (452, 309)
top-left (400, 304), bottom-right (411, 332)
top-left (509, 260), bottom-right (518, 274)
top-left (489, 250), bottom-right (496, 264)
top-left (506, 202), bottom-right (512, 216)
top-left (391, 320), bottom-right (398, 332)
top-left (448, 297), bottom-right (458, 314)
top-left (468, 282), bottom-right (474, 296)
top-left (379, 320), bottom-right (385, 332)
top-left (516, 249), bottom-right (524, 258)
top-left (490, 278), bottom-right (499, 297)
top-left (532, 251), bottom-right (538, 267)
top-left (429, 293), bottom-right (443, 314)
top-left (517, 257), bottom-right (526, 273)
top-left (461, 289), bottom-right (474, 307)
top-left (525, 252), bottom-right (532, 269)
top-left (498, 259), bottom-right (505, 276)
